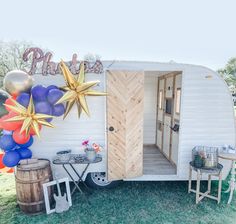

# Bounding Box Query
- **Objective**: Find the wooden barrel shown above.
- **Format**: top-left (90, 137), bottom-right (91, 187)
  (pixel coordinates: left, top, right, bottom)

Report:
top-left (15, 159), bottom-right (53, 214)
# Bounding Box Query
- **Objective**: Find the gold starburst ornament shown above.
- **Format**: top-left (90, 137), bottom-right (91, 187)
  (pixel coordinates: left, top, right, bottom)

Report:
top-left (57, 60), bottom-right (106, 119)
top-left (4, 96), bottom-right (54, 137)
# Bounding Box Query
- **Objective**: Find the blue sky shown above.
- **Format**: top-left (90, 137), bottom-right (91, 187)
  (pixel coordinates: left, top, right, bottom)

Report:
top-left (1, 0), bottom-right (236, 70)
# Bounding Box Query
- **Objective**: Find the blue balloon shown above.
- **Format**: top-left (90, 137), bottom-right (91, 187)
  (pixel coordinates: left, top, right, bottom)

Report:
top-left (17, 147), bottom-right (32, 159)
top-left (0, 135), bottom-right (17, 151)
top-left (16, 93), bottom-right (30, 107)
top-left (46, 118), bottom-right (53, 122)
top-left (35, 101), bottom-right (52, 115)
top-left (46, 85), bottom-right (58, 94)
top-left (35, 101), bottom-right (53, 122)
top-left (47, 89), bottom-right (64, 105)
top-left (18, 136), bottom-right (34, 148)
top-left (2, 130), bottom-right (13, 135)
top-left (52, 104), bottom-right (65, 116)
top-left (31, 85), bottom-right (47, 101)
top-left (3, 150), bottom-right (21, 167)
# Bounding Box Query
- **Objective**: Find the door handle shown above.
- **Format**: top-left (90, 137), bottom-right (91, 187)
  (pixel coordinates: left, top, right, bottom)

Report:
top-left (109, 126), bottom-right (115, 132)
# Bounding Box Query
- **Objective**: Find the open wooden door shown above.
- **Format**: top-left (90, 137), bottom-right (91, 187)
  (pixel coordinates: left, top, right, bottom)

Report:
top-left (107, 70), bottom-right (144, 181)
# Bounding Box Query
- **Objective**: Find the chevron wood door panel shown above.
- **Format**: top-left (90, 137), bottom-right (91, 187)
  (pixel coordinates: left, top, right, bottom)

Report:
top-left (107, 70), bottom-right (144, 181)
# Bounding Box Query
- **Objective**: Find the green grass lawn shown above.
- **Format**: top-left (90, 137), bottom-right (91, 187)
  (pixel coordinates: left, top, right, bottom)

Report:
top-left (1, 174), bottom-right (236, 224)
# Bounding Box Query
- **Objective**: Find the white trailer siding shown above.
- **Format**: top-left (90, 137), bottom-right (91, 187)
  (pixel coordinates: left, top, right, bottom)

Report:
top-left (30, 61), bottom-right (235, 181)
top-left (178, 66), bottom-right (234, 180)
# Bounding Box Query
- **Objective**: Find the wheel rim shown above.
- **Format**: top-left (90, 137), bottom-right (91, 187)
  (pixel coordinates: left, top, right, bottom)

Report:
top-left (90, 172), bottom-right (111, 186)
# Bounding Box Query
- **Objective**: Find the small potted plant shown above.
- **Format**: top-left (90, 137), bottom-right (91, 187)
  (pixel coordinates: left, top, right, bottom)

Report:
top-left (82, 140), bottom-right (101, 162)
top-left (193, 150), bottom-right (206, 168)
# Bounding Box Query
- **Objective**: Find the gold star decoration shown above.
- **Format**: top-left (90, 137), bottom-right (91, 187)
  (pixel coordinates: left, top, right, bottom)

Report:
top-left (56, 60), bottom-right (106, 119)
top-left (4, 96), bottom-right (54, 137)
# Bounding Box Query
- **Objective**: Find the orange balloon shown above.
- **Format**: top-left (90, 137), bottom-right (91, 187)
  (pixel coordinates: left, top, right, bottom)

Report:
top-left (29, 124), bottom-right (42, 136)
top-left (5, 97), bottom-right (15, 112)
top-left (8, 110), bottom-right (19, 117)
top-left (11, 94), bottom-right (18, 99)
top-left (13, 128), bottom-right (30, 144)
top-left (0, 114), bottom-right (23, 131)
top-left (0, 152), bottom-right (5, 169)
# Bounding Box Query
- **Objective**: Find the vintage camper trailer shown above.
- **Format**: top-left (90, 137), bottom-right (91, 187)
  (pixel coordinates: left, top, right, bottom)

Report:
top-left (31, 61), bottom-right (236, 188)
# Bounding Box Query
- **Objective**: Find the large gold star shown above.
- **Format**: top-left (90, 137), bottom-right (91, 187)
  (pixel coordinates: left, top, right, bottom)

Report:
top-left (4, 96), bottom-right (54, 137)
top-left (56, 60), bottom-right (106, 119)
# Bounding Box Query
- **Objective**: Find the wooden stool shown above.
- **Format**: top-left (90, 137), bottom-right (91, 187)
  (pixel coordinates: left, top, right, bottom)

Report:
top-left (188, 162), bottom-right (223, 204)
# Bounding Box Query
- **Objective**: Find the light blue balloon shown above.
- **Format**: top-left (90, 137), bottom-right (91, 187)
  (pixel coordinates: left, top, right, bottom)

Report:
top-left (2, 130), bottom-right (13, 135)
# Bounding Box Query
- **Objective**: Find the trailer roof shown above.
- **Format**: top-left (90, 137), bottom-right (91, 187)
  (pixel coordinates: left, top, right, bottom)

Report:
top-left (101, 60), bottom-right (214, 73)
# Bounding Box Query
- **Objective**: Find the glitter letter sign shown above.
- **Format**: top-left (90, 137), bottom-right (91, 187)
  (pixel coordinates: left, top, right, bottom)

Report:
top-left (23, 47), bottom-right (103, 76)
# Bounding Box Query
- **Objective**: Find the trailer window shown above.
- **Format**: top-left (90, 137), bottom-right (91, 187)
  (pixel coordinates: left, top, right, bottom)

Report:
top-left (165, 99), bottom-right (172, 114)
top-left (175, 88), bottom-right (181, 114)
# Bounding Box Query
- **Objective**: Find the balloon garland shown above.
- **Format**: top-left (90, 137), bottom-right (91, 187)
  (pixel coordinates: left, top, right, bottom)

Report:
top-left (0, 70), bottom-right (65, 167)
top-left (0, 61), bottom-right (106, 168)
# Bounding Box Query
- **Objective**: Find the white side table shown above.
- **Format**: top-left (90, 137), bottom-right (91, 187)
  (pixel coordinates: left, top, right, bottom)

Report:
top-left (218, 153), bottom-right (236, 204)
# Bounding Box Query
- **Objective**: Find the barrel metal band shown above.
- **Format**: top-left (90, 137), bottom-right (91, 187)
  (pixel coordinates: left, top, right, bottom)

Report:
top-left (15, 175), bottom-right (51, 184)
top-left (17, 200), bottom-right (44, 206)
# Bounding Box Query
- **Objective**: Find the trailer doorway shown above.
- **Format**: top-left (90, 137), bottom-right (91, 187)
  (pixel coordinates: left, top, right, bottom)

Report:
top-left (143, 71), bottom-right (182, 175)
top-left (106, 70), bottom-right (182, 181)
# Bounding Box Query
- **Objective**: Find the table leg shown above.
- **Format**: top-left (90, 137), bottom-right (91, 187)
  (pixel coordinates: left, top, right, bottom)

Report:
top-left (218, 171), bottom-right (222, 204)
top-left (196, 169), bottom-right (201, 204)
top-left (227, 160), bottom-right (236, 204)
top-left (208, 174), bottom-right (211, 193)
top-left (63, 164), bottom-right (83, 194)
top-left (70, 164), bottom-right (91, 191)
top-left (188, 165), bottom-right (192, 193)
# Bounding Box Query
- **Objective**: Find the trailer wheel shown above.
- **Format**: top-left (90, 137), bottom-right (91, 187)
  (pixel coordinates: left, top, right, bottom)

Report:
top-left (85, 172), bottom-right (121, 189)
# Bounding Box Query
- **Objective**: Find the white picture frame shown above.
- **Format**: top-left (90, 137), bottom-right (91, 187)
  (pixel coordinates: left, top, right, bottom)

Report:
top-left (43, 177), bottom-right (72, 214)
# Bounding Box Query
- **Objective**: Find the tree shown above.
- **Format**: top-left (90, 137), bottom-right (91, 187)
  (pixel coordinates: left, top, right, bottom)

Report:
top-left (0, 41), bottom-right (33, 87)
top-left (218, 58), bottom-right (236, 92)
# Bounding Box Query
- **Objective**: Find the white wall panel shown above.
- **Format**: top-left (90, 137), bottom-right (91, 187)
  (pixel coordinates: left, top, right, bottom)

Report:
top-left (143, 75), bottom-right (157, 144)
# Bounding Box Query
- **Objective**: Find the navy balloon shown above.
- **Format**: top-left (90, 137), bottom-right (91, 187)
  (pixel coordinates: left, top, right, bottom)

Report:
top-left (47, 89), bottom-right (64, 105)
top-left (18, 136), bottom-right (34, 148)
top-left (35, 101), bottom-right (52, 115)
top-left (52, 104), bottom-right (65, 116)
top-left (16, 93), bottom-right (30, 107)
top-left (46, 85), bottom-right (58, 94)
top-left (0, 135), bottom-right (17, 151)
top-left (17, 147), bottom-right (32, 159)
top-left (31, 85), bottom-right (47, 101)
top-left (3, 150), bottom-right (21, 167)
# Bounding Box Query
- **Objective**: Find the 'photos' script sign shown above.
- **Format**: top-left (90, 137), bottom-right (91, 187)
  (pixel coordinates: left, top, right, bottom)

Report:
top-left (23, 47), bottom-right (103, 76)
